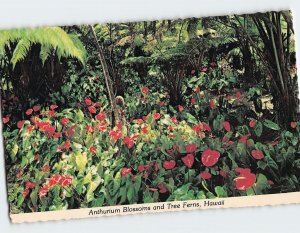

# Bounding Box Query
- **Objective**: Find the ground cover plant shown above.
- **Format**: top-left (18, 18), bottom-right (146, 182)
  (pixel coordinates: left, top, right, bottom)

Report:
top-left (1, 11), bottom-right (300, 213)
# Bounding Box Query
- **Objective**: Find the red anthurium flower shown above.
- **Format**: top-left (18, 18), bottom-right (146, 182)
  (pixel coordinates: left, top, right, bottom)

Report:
top-left (186, 143), bottom-right (197, 153)
top-left (141, 86), bottom-right (149, 94)
top-left (136, 119), bottom-right (144, 124)
top-left (145, 162), bottom-right (153, 171)
top-left (251, 149), bottom-right (264, 160)
top-left (59, 175), bottom-right (73, 187)
top-left (2, 116), bottom-right (10, 124)
top-left (234, 168), bottom-right (256, 191)
top-left (34, 154), bottom-right (40, 161)
top-left (159, 101), bottom-right (165, 107)
top-left (84, 97), bottom-right (93, 105)
top-left (221, 121), bottom-right (231, 132)
top-left (61, 117), bottom-right (69, 126)
top-left (86, 125), bottom-right (94, 133)
top-left (153, 113), bottom-right (160, 120)
top-left (209, 99), bottom-right (216, 109)
top-left (17, 120), bottom-right (25, 129)
top-left (48, 110), bottom-right (56, 117)
top-left (202, 122), bottom-right (212, 132)
top-left (141, 126), bottom-right (148, 134)
top-left (63, 141), bottom-right (71, 150)
top-left (39, 185), bottom-right (49, 198)
top-left (88, 106), bottom-right (97, 114)
top-left (95, 102), bottom-right (102, 108)
top-left (163, 160), bottom-right (176, 170)
top-left (138, 165), bottom-right (145, 173)
top-left (33, 105), bottom-right (40, 112)
top-left (42, 165), bottom-right (51, 172)
top-left (116, 122), bottom-right (123, 129)
top-left (200, 66), bottom-right (208, 72)
top-left (291, 121), bottom-right (297, 129)
top-left (121, 167), bottom-right (132, 176)
top-left (22, 189), bottom-right (30, 198)
top-left (109, 130), bottom-right (122, 141)
top-left (222, 137), bottom-right (230, 143)
top-left (96, 122), bottom-right (107, 132)
top-left (158, 183), bottom-right (168, 194)
top-left (219, 168), bottom-right (228, 178)
top-left (50, 104), bottom-right (58, 110)
top-left (193, 124), bottom-right (203, 133)
top-left (200, 171), bottom-right (212, 180)
top-left (45, 125), bottom-right (56, 137)
top-left (201, 149), bottom-right (220, 167)
top-left (178, 105), bottom-right (184, 112)
top-left (249, 119), bottom-right (256, 128)
top-left (37, 121), bottom-right (50, 132)
top-left (96, 111), bottom-right (106, 121)
top-left (123, 136), bottom-right (135, 149)
top-left (27, 125), bottom-right (33, 133)
top-left (239, 133), bottom-right (251, 144)
top-left (182, 154), bottom-right (194, 168)
top-left (26, 109), bottom-right (33, 115)
top-left (65, 128), bottom-right (75, 136)
top-left (171, 116), bottom-right (177, 124)
top-left (25, 181), bottom-right (36, 189)
top-left (238, 133), bottom-right (251, 144)
top-left (49, 174), bottom-right (61, 187)
top-left (191, 97), bottom-right (196, 105)
top-left (166, 149), bottom-right (174, 156)
top-left (90, 146), bottom-right (97, 154)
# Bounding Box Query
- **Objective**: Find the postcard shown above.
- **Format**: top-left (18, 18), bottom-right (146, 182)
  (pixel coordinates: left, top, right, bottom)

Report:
top-left (0, 10), bottom-right (299, 223)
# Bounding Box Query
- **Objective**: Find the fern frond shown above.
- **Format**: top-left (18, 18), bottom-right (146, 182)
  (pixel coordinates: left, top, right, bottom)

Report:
top-left (11, 39), bottom-right (31, 68)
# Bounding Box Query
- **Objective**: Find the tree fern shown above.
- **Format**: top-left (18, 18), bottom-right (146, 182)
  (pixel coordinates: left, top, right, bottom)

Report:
top-left (0, 26), bottom-right (87, 68)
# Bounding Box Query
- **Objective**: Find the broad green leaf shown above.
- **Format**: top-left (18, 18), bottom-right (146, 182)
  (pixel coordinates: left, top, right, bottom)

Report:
top-left (263, 120), bottom-right (280, 131)
top-left (86, 175), bottom-right (101, 203)
top-left (76, 109), bottom-right (85, 122)
top-left (253, 173), bottom-right (268, 194)
top-left (75, 152), bottom-right (87, 172)
top-left (254, 121), bottom-right (263, 137)
top-left (127, 184), bottom-right (134, 203)
top-left (214, 186), bottom-right (227, 197)
top-left (196, 191), bottom-right (206, 199)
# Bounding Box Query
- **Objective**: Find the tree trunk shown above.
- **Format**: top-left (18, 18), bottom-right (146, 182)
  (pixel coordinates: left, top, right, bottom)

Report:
top-left (89, 25), bottom-right (120, 124)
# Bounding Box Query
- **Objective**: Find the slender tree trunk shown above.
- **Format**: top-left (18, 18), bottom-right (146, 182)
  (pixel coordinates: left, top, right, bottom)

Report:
top-left (89, 25), bottom-right (120, 124)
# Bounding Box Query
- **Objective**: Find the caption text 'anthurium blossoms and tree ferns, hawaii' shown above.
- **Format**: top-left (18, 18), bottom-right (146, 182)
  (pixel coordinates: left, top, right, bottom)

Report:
top-left (1, 10), bottom-right (299, 214)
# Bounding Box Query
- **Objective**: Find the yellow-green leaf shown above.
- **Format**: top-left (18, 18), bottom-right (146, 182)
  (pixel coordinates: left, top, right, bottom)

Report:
top-left (75, 152), bottom-right (87, 172)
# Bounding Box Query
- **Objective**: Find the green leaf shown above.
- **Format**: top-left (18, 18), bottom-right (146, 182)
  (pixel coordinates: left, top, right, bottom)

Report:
top-left (257, 160), bottom-right (267, 170)
top-left (134, 175), bottom-right (142, 193)
top-left (214, 186), bottom-right (227, 197)
top-left (253, 174), bottom-right (268, 194)
top-left (263, 120), bottom-right (280, 131)
top-left (127, 184), bottom-right (134, 203)
top-left (185, 113), bottom-right (198, 125)
top-left (75, 152), bottom-right (87, 172)
top-left (196, 191), bottom-right (206, 199)
top-left (254, 121), bottom-right (263, 137)
top-left (86, 175), bottom-right (101, 203)
top-left (76, 109), bottom-right (85, 122)
top-left (10, 144), bottom-right (19, 161)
